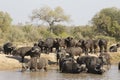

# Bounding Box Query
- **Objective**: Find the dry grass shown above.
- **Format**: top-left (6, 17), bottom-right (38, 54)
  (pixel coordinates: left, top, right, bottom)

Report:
top-left (109, 52), bottom-right (120, 64)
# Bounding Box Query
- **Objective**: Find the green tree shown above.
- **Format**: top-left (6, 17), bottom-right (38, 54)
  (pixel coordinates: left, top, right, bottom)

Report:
top-left (31, 6), bottom-right (70, 32)
top-left (100, 7), bottom-right (120, 24)
top-left (51, 24), bottom-right (66, 36)
top-left (0, 11), bottom-right (12, 32)
top-left (71, 26), bottom-right (95, 39)
top-left (92, 13), bottom-right (111, 35)
top-left (91, 7), bottom-right (120, 39)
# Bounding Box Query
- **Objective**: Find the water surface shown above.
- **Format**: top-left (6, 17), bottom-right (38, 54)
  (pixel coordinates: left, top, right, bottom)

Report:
top-left (0, 65), bottom-right (119, 80)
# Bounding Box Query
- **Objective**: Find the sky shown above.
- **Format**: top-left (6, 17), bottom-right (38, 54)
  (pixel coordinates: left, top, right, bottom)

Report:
top-left (0, 0), bottom-right (120, 26)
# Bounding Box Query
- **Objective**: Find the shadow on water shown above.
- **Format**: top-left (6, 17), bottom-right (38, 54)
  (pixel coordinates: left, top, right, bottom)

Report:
top-left (0, 65), bottom-right (120, 80)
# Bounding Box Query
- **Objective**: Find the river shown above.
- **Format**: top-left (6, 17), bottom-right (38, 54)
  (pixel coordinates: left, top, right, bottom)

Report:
top-left (0, 65), bottom-right (119, 80)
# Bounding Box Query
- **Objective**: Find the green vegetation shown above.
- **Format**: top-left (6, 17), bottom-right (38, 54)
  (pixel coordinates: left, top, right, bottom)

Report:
top-left (92, 7), bottom-right (120, 41)
top-left (0, 11), bottom-right (12, 32)
top-left (0, 7), bottom-right (120, 45)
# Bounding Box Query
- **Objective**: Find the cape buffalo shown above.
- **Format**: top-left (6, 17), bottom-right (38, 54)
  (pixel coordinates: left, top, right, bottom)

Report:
top-left (12, 47), bottom-right (32, 62)
top-left (38, 39), bottom-right (46, 53)
top-left (12, 45), bottom-right (41, 63)
top-left (98, 39), bottom-right (108, 52)
top-left (56, 48), bottom-right (67, 64)
top-left (65, 47), bottom-right (82, 58)
top-left (59, 57), bottom-right (82, 73)
top-left (77, 56), bottom-right (105, 74)
top-left (44, 38), bottom-right (56, 54)
top-left (109, 45), bottom-right (117, 52)
top-left (21, 57), bottom-right (48, 72)
top-left (65, 37), bottom-right (77, 48)
top-left (3, 42), bottom-right (15, 55)
top-left (118, 62), bottom-right (120, 70)
top-left (99, 52), bottom-right (111, 69)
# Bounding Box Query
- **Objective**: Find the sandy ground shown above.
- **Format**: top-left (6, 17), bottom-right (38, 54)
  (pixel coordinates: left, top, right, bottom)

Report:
top-left (0, 54), bottom-right (21, 70)
top-left (0, 52), bottom-right (120, 70)
top-left (0, 53), bottom-right (57, 70)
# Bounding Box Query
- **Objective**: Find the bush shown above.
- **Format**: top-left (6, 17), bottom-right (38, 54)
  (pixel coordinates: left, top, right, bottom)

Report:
top-left (6, 26), bottom-right (25, 42)
top-left (51, 25), bottom-right (66, 36)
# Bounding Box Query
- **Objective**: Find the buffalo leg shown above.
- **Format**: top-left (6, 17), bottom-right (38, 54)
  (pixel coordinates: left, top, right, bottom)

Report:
top-left (21, 56), bottom-right (24, 63)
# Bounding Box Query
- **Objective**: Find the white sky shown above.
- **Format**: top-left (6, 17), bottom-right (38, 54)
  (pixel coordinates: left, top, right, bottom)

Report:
top-left (0, 0), bottom-right (120, 26)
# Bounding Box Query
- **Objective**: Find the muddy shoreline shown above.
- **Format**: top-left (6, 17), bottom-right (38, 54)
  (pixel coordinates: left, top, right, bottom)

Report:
top-left (0, 52), bottom-right (119, 70)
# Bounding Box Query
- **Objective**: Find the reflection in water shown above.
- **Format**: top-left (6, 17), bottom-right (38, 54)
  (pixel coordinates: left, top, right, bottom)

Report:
top-left (0, 65), bottom-right (120, 80)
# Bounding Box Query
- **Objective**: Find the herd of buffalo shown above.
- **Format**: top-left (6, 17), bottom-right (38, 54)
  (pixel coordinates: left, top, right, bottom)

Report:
top-left (1, 36), bottom-right (120, 74)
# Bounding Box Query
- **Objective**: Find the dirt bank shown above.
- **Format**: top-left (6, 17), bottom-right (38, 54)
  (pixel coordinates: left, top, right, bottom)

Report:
top-left (0, 53), bottom-right (57, 70)
top-left (0, 52), bottom-right (120, 70)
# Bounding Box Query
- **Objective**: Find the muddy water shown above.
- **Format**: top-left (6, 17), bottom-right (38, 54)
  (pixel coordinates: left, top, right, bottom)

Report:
top-left (0, 65), bottom-right (120, 80)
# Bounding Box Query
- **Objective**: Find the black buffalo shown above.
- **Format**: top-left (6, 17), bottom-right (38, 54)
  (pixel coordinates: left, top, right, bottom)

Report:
top-left (93, 39), bottom-right (99, 53)
top-left (109, 43), bottom-right (120, 52)
top-left (80, 39), bottom-right (94, 55)
top-left (56, 48), bottom-right (67, 64)
top-left (118, 62), bottom-right (120, 70)
top-left (109, 45), bottom-right (117, 52)
top-left (65, 37), bottom-right (77, 48)
top-left (43, 38), bottom-right (58, 54)
top-left (3, 42), bottom-right (15, 55)
top-left (77, 56), bottom-right (105, 74)
top-left (21, 57), bottom-right (48, 72)
top-left (65, 47), bottom-right (82, 58)
top-left (59, 57), bottom-right (82, 73)
top-left (76, 39), bottom-right (85, 53)
top-left (98, 39), bottom-right (108, 52)
top-left (12, 45), bottom-right (41, 63)
top-left (30, 45), bottom-right (41, 58)
top-left (38, 39), bottom-right (46, 53)
top-left (56, 38), bottom-right (67, 50)
top-left (12, 47), bottom-right (32, 62)
top-left (99, 52), bottom-right (111, 69)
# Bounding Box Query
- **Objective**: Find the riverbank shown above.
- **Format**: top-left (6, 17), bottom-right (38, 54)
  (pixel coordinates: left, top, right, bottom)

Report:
top-left (0, 53), bottom-right (58, 70)
top-left (0, 52), bottom-right (120, 70)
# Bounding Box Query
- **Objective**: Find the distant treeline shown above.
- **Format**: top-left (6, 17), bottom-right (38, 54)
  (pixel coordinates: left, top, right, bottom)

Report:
top-left (0, 7), bottom-right (120, 45)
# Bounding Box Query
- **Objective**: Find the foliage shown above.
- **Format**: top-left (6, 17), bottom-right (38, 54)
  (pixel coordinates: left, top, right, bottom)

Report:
top-left (7, 26), bottom-right (25, 42)
top-left (1, 7), bottom-right (120, 45)
top-left (91, 7), bottom-right (120, 40)
top-left (0, 11), bottom-right (12, 32)
top-left (100, 7), bottom-right (120, 25)
top-left (71, 26), bottom-right (96, 39)
top-left (51, 24), bottom-right (66, 36)
top-left (58, 32), bottom-right (70, 38)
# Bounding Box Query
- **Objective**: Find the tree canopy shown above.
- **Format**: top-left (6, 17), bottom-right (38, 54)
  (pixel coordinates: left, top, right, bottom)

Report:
top-left (31, 6), bottom-right (70, 27)
top-left (0, 11), bottom-right (12, 32)
top-left (91, 7), bottom-right (120, 39)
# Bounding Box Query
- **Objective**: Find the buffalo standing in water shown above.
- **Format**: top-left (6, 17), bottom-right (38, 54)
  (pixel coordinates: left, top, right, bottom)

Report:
top-left (21, 57), bottom-right (48, 72)
top-left (59, 57), bottom-right (83, 73)
top-left (77, 56), bottom-right (106, 74)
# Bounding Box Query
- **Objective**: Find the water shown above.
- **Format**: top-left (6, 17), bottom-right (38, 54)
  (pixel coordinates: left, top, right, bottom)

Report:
top-left (0, 65), bottom-right (120, 80)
